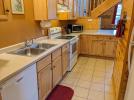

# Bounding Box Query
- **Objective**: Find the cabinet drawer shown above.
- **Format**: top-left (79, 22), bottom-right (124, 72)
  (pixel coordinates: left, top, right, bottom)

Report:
top-left (62, 43), bottom-right (69, 52)
top-left (52, 48), bottom-right (61, 60)
top-left (37, 55), bottom-right (51, 72)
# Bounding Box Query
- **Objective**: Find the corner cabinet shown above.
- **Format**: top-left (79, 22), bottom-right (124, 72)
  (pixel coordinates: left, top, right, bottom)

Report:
top-left (80, 35), bottom-right (117, 58)
top-left (33, 0), bottom-right (57, 20)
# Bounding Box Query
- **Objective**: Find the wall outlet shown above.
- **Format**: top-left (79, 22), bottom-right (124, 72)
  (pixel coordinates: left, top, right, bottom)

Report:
top-left (88, 19), bottom-right (93, 22)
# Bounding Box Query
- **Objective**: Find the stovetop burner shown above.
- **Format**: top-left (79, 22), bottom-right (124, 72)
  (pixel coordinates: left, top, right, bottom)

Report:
top-left (56, 36), bottom-right (75, 40)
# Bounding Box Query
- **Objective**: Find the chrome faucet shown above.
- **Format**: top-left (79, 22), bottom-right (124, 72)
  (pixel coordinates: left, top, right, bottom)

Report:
top-left (25, 38), bottom-right (34, 47)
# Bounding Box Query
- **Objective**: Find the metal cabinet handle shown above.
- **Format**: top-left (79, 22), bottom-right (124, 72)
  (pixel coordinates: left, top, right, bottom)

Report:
top-left (16, 77), bottom-right (24, 83)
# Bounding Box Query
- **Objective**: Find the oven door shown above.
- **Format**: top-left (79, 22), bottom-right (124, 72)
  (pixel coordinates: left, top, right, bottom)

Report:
top-left (70, 38), bottom-right (78, 58)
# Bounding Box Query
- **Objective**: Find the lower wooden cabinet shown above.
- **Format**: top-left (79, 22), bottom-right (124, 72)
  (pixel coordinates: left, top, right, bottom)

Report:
top-left (38, 64), bottom-right (52, 100)
top-left (52, 56), bottom-right (62, 87)
top-left (80, 35), bottom-right (89, 54)
top-left (104, 40), bottom-right (117, 57)
top-left (62, 44), bottom-right (69, 76)
top-left (80, 35), bottom-right (117, 58)
top-left (91, 39), bottom-right (104, 56)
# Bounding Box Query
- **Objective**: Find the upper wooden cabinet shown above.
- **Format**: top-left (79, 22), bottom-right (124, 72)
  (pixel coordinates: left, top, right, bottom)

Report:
top-left (57, 0), bottom-right (78, 20)
top-left (33, 0), bottom-right (57, 20)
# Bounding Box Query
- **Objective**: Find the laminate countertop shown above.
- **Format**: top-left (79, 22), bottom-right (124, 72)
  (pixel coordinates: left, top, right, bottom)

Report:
top-left (65, 30), bottom-right (117, 37)
top-left (0, 39), bottom-right (69, 85)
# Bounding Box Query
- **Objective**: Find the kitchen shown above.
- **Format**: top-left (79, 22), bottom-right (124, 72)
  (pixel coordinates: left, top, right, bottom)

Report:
top-left (0, 0), bottom-right (134, 100)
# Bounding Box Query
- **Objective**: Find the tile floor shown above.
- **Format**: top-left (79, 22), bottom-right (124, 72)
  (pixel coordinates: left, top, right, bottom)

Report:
top-left (60, 57), bottom-right (115, 100)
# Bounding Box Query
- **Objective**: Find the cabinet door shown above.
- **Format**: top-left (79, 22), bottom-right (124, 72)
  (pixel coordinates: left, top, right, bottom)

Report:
top-left (80, 35), bottom-right (89, 54)
top-left (33, 0), bottom-right (47, 20)
top-left (62, 50), bottom-right (69, 75)
top-left (52, 56), bottom-right (62, 87)
top-left (91, 40), bottom-right (104, 56)
top-left (48, 0), bottom-right (57, 19)
top-left (104, 40), bottom-right (116, 57)
top-left (38, 64), bottom-right (52, 100)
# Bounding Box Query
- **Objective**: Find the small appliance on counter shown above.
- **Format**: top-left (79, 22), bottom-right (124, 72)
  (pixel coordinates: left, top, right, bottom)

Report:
top-left (67, 24), bottom-right (83, 33)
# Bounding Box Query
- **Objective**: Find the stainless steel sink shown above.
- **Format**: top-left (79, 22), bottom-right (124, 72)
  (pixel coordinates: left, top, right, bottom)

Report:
top-left (8, 43), bottom-right (56, 56)
top-left (32, 43), bottom-right (56, 50)
top-left (9, 48), bottom-right (45, 56)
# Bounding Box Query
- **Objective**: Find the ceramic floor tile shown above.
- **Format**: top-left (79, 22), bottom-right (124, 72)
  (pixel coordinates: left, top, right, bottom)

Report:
top-left (61, 77), bottom-right (78, 86)
top-left (92, 76), bottom-right (105, 84)
top-left (82, 70), bottom-right (94, 75)
top-left (105, 93), bottom-right (115, 100)
top-left (93, 70), bottom-right (105, 78)
top-left (60, 83), bottom-right (75, 89)
top-left (94, 67), bottom-right (105, 72)
top-left (72, 96), bottom-right (87, 100)
top-left (66, 72), bottom-right (81, 79)
top-left (76, 80), bottom-right (91, 89)
top-left (90, 83), bottom-right (105, 92)
top-left (64, 57), bottom-right (115, 100)
top-left (105, 78), bottom-right (113, 85)
top-left (88, 90), bottom-right (104, 100)
top-left (80, 74), bottom-right (92, 82)
top-left (74, 86), bottom-right (89, 98)
top-left (105, 84), bottom-right (114, 94)
top-left (105, 72), bottom-right (113, 79)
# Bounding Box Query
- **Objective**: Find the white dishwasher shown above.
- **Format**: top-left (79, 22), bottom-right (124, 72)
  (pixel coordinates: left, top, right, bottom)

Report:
top-left (0, 64), bottom-right (38, 100)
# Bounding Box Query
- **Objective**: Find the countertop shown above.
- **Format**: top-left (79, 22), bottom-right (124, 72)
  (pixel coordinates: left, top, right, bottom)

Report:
top-left (0, 39), bottom-right (69, 85)
top-left (65, 30), bottom-right (117, 37)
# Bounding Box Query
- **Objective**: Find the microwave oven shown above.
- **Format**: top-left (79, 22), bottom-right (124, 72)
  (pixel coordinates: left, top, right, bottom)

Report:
top-left (67, 24), bottom-right (83, 33)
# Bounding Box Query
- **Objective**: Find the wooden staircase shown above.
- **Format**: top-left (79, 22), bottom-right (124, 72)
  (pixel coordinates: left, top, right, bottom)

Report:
top-left (90, 0), bottom-right (120, 18)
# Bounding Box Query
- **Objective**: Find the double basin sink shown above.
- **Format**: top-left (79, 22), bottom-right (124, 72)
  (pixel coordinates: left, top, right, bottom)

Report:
top-left (9, 43), bottom-right (56, 56)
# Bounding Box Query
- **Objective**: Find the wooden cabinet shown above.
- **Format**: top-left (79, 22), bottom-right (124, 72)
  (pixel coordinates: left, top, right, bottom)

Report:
top-left (38, 64), bottom-right (52, 100)
top-left (52, 48), bottom-right (62, 87)
top-left (57, 12), bottom-right (69, 20)
top-left (57, 0), bottom-right (78, 20)
top-left (80, 35), bottom-right (117, 57)
top-left (104, 40), bottom-right (117, 57)
top-left (33, 0), bottom-right (57, 20)
top-left (80, 35), bottom-right (89, 54)
top-left (62, 44), bottom-right (70, 75)
top-left (37, 55), bottom-right (52, 100)
top-left (91, 39), bottom-right (104, 56)
top-left (52, 56), bottom-right (62, 87)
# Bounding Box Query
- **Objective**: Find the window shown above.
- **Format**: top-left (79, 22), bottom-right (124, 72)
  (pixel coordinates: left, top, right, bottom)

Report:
top-left (77, 0), bottom-right (90, 17)
top-left (115, 4), bottom-right (122, 25)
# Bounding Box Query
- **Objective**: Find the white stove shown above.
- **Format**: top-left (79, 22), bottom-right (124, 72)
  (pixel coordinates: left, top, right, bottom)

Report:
top-left (48, 27), bottom-right (79, 71)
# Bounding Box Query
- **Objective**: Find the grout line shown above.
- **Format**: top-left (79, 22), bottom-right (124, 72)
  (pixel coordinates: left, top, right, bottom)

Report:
top-left (87, 57), bottom-right (97, 100)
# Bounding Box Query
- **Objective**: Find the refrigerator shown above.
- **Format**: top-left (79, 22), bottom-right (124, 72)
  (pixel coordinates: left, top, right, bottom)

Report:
top-left (124, 27), bottom-right (134, 100)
